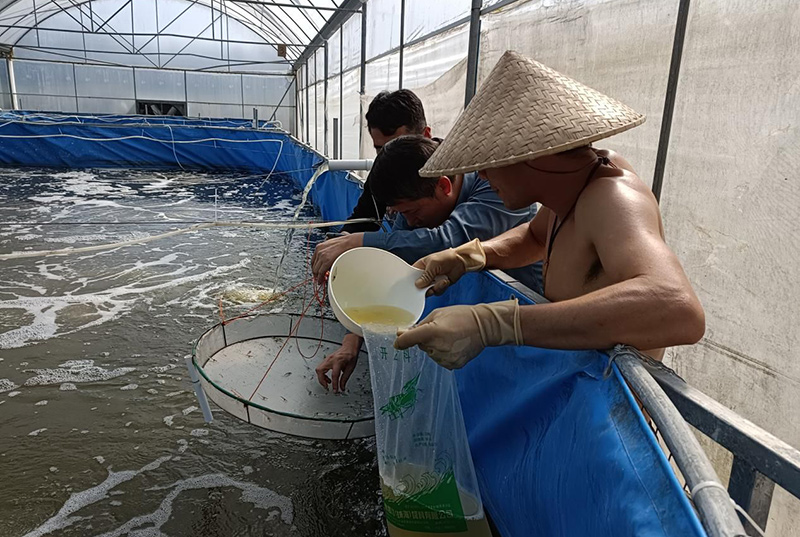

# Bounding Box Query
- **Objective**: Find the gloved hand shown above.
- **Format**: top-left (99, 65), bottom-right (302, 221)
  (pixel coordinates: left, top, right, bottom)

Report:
top-left (394, 298), bottom-right (522, 369)
top-left (413, 238), bottom-right (486, 296)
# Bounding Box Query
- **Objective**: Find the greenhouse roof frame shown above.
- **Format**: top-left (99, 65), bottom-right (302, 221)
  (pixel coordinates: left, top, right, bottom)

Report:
top-left (0, 0), bottom-right (362, 68)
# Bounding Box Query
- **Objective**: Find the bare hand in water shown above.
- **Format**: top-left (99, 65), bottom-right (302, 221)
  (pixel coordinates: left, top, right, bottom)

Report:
top-left (315, 333), bottom-right (362, 392)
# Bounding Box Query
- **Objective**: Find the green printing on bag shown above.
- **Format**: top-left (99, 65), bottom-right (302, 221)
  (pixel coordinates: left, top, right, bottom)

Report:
top-left (382, 469), bottom-right (467, 533)
top-left (380, 373), bottom-right (420, 420)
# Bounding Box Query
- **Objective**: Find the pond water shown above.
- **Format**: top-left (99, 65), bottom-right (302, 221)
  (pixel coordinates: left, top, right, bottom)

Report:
top-left (0, 168), bottom-right (385, 537)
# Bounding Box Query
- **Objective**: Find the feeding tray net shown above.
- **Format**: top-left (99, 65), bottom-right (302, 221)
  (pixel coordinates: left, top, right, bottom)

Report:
top-left (192, 313), bottom-right (374, 439)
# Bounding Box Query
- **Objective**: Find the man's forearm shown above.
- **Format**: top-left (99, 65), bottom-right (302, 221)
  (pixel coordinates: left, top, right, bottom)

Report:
top-left (518, 276), bottom-right (705, 351)
top-left (483, 223), bottom-right (545, 270)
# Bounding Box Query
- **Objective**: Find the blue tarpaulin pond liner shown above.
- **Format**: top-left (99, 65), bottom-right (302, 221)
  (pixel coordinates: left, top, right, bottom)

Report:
top-left (0, 111), bottom-right (363, 223)
top-left (426, 273), bottom-right (705, 537)
top-left (1, 111), bottom-right (707, 536)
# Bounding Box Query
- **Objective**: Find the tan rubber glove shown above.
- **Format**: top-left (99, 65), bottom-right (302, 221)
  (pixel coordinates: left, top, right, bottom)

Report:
top-left (414, 238), bottom-right (487, 296)
top-left (394, 298), bottom-right (522, 369)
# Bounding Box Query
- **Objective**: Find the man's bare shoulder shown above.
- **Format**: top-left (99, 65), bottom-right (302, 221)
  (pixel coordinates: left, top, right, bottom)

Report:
top-left (575, 164), bottom-right (662, 232)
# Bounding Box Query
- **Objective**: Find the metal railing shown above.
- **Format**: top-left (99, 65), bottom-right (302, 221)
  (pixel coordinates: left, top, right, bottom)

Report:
top-left (640, 354), bottom-right (800, 536)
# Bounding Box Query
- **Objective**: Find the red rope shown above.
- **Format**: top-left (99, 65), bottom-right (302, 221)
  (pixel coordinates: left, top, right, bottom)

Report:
top-left (234, 225), bottom-right (332, 402)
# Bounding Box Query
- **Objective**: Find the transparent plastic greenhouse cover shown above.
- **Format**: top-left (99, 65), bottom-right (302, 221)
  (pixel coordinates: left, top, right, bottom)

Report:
top-left (0, 116), bottom-right (706, 536)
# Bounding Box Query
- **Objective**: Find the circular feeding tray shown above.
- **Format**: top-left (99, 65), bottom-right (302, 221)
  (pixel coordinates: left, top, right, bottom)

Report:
top-left (192, 313), bottom-right (374, 439)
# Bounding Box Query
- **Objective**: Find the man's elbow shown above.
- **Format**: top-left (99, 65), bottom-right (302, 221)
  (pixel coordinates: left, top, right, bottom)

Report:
top-left (672, 290), bottom-right (706, 345)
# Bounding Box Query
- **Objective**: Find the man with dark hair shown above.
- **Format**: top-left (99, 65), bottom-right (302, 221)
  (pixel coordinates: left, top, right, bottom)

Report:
top-left (311, 135), bottom-right (540, 392)
top-left (341, 89), bottom-right (432, 234)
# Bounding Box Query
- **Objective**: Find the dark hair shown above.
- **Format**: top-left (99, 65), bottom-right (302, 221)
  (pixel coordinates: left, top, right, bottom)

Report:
top-left (369, 135), bottom-right (441, 205)
top-left (365, 90), bottom-right (427, 136)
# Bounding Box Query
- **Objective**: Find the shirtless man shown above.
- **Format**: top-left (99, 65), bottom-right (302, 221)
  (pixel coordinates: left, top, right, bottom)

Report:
top-left (394, 51), bottom-right (705, 367)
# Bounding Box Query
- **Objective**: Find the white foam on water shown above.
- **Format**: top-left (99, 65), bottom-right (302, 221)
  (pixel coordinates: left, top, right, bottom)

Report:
top-left (0, 379), bottom-right (18, 393)
top-left (109, 500), bottom-right (122, 507)
top-left (163, 416), bottom-right (174, 427)
top-left (49, 467), bottom-right (58, 473)
top-left (120, 384), bottom-right (138, 391)
top-left (94, 456), bottom-right (105, 464)
top-left (8, 391), bottom-right (21, 397)
top-left (35, 400), bottom-right (48, 406)
top-left (176, 439), bottom-right (188, 454)
top-left (93, 474), bottom-right (294, 537)
top-left (148, 364), bottom-right (176, 373)
top-left (60, 383), bottom-right (77, 391)
top-left (1, 257), bottom-right (247, 349)
top-left (243, 466), bottom-right (253, 475)
top-left (29, 428), bottom-right (47, 436)
top-left (181, 406), bottom-right (197, 416)
top-left (146, 389), bottom-right (158, 395)
top-left (24, 360), bottom-right (136, 387)
top-left (21, 455), bottom-right (172, 537)
top-left (189, 429), bottom-right (208, 437)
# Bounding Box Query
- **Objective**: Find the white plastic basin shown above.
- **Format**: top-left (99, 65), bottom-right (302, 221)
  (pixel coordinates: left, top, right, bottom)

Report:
top-left (328, 247), bottom-right (427, 336)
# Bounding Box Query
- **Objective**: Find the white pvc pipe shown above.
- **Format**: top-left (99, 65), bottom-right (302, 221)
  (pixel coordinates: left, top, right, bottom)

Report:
top-left (327, 159), bottom-right (373, 171)
top-left (185, 354), bottom-right (214, 423)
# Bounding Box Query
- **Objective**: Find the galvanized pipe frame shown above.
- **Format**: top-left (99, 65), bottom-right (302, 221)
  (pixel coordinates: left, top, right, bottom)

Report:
top-left (614, 348), bottom-right (747, 537)
top-left (643, 357), bottom-right (800, 534)
top-left (0, 0), bottom-right (325, 64)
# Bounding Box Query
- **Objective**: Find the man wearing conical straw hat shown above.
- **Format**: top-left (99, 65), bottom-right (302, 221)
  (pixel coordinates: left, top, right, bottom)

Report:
top-left (395, 51), bottom-right (705, 366)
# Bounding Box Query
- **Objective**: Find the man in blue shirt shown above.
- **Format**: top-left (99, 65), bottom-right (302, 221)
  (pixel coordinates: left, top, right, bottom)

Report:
top-left (311, 135), bottom-right (541, 392)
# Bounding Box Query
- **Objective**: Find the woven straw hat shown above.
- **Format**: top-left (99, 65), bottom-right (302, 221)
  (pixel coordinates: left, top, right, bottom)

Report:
top-left (419, 51), bottom-right (645, 177)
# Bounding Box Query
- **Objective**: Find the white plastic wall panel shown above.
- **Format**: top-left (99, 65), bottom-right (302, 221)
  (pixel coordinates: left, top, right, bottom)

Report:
top-left (315, 48), bottom-right (325, 83)
top-left (272, 106), bottom-right (296, 133)
top-left (186, 72), bottom-right (243, 105)
top-left (249, 105), bottom-right (295, 131)
top-left (188, 102), bottom-right (243, 118)
top-left (341, 14), bottom-right (362, 71)
top-left (77, 97), bottom-right (136, 115)
top-left (658, 4), bottom-right (800, 533)
top-left (13, 60), bottom-right (76, 97)
top-left (478, 0), bottom-right (675, 184)
top-left (402, 24), bottom-right (469, 89)
top-left (403, 0), bottom-right (470, 42)
top-left (341, 68), bottom-right (361, 159)
top-left (364, 52), bottom-right (399, 96)
top-left (243, 75), bottom-right (293, 106)
top-left (0, 60), bottom-right (11, 100)
top-left (366, 0), bottom-right (401, 59)
top-left (315, 82), bottom-right (325, 153)
top-left (297, 89), bottom-right (308, 142)
top-left (75, 65), bottom-right (135, 99)
top-left (309, 83), bottom-right (317, 146)
top-left (135, 68), bottom-right (186, 102)
top-left (328, 29), bottom-right (341, 76)
top-left (309, 51), bottom-right (319, 84)
top-left (17, 95), bottom-right (77, 113)
top-left (327, 75), bottom-right (341, 154)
